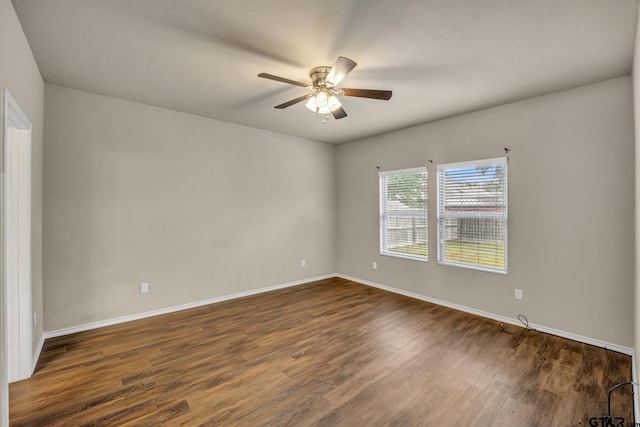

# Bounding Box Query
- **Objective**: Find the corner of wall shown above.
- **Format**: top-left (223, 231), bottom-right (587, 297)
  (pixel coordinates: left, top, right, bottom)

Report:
top-left (632, 1), bottom-right (640, 413)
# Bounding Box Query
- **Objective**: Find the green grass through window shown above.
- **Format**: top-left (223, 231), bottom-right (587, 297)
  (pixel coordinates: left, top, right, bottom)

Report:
top-left (444, 241), bottom-right (504, 269)
top-left (388, 243), bottom-right (427, 257)
top-left (387, 241), bottom-right (505, 269)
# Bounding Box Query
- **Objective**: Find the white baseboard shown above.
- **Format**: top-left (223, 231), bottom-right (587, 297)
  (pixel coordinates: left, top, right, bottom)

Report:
top-left (44, 274), bottom-right (336, 340)
top-left (31, 333), bottom-right (45, 374)
top-left (41, 272), bottom-right (634, 356)
top-left (336, 273), bottom-right (634, 356)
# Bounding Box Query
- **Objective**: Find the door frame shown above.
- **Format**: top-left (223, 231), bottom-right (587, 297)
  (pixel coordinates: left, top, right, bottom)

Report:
top-left (2, 88), bottom-right (33, 386)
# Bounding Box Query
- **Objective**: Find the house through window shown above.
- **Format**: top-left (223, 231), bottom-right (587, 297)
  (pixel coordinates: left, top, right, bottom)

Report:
top-left (437, 157), bottom-right (508, 273)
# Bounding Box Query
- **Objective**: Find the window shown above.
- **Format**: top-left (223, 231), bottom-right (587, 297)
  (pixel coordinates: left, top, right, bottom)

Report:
top-left (379, 167), bottom-right (428, 261)
top-left (437, 157), bottom-right (507, 273)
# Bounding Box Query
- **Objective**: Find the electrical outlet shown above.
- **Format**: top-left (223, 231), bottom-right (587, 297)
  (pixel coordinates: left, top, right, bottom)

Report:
top-left (141, 282), bottom-right (149, 293)
top-left (372, 262), bottom-right (377, 270)
top-left (301, 259), bottom-right (306, 267)
top-left (515, 289), bottom-right (523, 300)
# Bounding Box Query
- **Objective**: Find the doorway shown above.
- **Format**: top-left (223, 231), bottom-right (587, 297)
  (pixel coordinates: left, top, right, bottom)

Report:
top-left (2, 88), bottom-right (33, 385)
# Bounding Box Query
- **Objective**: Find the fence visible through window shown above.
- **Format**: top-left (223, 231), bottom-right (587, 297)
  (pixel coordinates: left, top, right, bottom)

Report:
top-left (379, 167), bottom-right (428, 261)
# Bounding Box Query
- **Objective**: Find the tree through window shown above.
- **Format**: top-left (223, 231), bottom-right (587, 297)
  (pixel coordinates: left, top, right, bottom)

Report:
top-left (379, 167), bottom-right (428, 261)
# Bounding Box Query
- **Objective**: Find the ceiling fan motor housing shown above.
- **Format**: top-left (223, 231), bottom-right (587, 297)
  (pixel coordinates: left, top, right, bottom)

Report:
top-left (309, 66), bottom-right (332, 89)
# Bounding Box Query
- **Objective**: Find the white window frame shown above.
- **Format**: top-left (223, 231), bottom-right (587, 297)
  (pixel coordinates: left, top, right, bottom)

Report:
top-left (379, 167), bottom-right (428, 262)
top-left (437, 157), bottom-right (508, 274)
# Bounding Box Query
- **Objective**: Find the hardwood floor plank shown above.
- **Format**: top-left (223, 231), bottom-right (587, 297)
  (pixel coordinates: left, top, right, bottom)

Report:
top-left (10, 277), bottom-right (633, 426)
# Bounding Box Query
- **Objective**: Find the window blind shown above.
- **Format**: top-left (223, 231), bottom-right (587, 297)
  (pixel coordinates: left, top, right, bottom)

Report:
top-left (379, 167), bottom-right (428, 261)
top-left (437, 157), bottom-right (507, 273)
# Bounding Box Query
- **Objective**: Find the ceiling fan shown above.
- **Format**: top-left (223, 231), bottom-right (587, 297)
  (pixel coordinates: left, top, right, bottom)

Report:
top-left (258, 56), bottom-right (392, 120)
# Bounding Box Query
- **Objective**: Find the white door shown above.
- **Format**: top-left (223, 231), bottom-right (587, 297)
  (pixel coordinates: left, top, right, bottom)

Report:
top-left (3, 88), bottom-right (33, 384)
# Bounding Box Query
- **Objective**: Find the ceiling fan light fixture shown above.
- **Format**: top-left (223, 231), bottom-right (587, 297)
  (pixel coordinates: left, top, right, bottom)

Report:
top-left (305, 94), bottom-right (341, 114)
top-left (315, 90), bottom-right (329, 107)
top-left (327, 95), bottom-right (342, 112)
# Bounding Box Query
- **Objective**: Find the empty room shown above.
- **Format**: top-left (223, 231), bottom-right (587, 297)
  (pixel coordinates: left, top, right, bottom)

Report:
top-left (2, 0), bottom-right (640, 425)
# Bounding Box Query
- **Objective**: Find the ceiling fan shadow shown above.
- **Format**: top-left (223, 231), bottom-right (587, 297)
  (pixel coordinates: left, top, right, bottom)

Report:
top-left (172, 21), bottom-right (305, 68)
top-left (115, 2), bottom-right (307, 68)
top-left (358, 63), bottom-right (460, 81)
top-left (326, 0), bottom-right (369, 55)
top-left (227, 87), bottom-right (297, 110)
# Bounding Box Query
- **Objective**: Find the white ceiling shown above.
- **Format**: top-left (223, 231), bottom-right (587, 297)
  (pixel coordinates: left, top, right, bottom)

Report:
top-left (12, 0), bottom-right (639, 144)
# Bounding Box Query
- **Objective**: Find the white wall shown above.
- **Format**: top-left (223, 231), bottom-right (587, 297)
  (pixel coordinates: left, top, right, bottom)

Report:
top-left (43, 84), bottom-right (336, 332)
top-left (0, 0), bottom-right (44, 424)
top-left (337, 77), bottom-right (634, 348)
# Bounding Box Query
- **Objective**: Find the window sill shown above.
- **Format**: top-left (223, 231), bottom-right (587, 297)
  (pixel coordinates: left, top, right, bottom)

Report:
top-left (437, 260), bottom-right (507, 275)
top-left (380, 252), bottom-right (428, 262)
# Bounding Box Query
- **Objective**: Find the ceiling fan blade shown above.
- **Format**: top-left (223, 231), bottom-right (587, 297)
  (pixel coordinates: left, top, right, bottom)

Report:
top-left (274, 94), bottom-right (312, 109)
top-left (341, 88), bottom-right (393, 100)
top-left (258, 73), bottom-right (309, 88)
top-left (326, 57), bottom-right (357, 86)
top-left (332, 106), bottom-right (348, 120)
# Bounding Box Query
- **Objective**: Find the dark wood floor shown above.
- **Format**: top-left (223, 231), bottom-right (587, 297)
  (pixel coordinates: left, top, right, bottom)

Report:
top-left (10, 277), bottom-right (633, 426)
